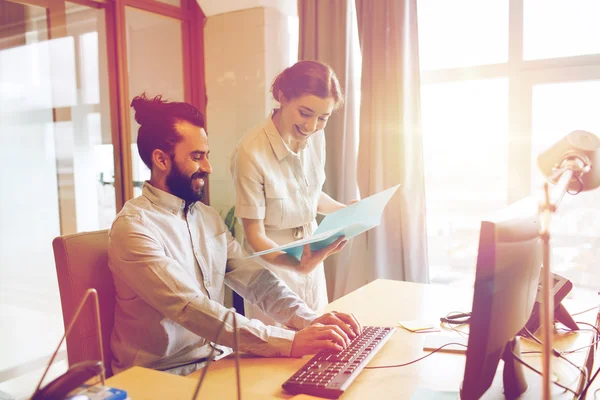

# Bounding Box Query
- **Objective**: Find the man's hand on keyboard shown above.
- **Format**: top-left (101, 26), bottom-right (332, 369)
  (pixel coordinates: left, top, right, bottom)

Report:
top-left (290, 323), bottom-right (349, 357)
top-left (311, 311), bottom-right (363, 339)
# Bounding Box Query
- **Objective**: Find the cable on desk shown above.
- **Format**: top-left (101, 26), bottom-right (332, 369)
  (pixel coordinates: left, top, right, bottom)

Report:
top-left (510, 349), bottom-right (580, 397)
top-left (578, 362), bottom-right (600, 399)
top-left (571, 305), bottom-right (599, 317)
top-left (576, 321), bottom-right (600, 339)
top-left (439, 311), bottom-right (470, 337)
top-left (562, 340), bottom-right (600, 355)
top-left (557, 327), bottom-right (599, 337)
top-left (365, 336), bottom-right (587, 397)
top-left (521, 327), bottom-right (588, 387)
top-left (553, 325), bottom-right (600, 354)
top-left (521, 327), bottom-right (543, 345)
top-left (576, 322), bottom-right (600, 400)
top-left (561, 321), bottom-right (600, 355)
top-left (364, 342), bottom-right (468, 369)
top-left (439, 311), bottom-right (471, 325)
top-left (440, 322), bottom-right (469, 337)
top-left (522, 326), bottom-right (598, 355)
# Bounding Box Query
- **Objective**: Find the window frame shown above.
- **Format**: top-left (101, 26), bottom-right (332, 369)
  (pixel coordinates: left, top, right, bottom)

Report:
top-left (420, 0), bottom-right (600, 205)
top-left (0, 0), bottom-right (206, 383)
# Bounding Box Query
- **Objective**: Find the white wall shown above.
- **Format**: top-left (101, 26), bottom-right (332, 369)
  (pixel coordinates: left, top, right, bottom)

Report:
top-left (126, 9), bottom-right (186, 196)
top-left (203, 5), bottom-right (297, 219)
top-left (199, 0), bottom-right (297, 18)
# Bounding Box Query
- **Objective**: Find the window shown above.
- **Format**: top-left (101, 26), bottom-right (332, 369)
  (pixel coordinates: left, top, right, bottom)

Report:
top-left (417, 0), bottom-right (508, 70)
top-left (0, 2), bottom-right (115, 393)
top-left (530, 81), bottom-right (600, 288)
top-left (0, 1), bottom-right (202, 397)
top-left (422, 79), bottom-right (508, 284)
top-left (523, 0), bottom-right (600, 60)
top-left (418, 0), bottom-right (600, 295)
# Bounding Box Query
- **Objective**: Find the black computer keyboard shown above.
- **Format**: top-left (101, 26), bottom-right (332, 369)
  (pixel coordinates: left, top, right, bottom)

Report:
top-left (282, 326), bottom-right (396, 399)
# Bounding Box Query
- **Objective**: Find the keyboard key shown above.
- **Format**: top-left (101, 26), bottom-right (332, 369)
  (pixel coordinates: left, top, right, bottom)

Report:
top-left (282, 326), bottom-right (396, 399)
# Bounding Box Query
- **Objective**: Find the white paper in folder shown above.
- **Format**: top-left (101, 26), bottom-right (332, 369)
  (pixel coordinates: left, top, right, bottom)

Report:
top-left (246, 184), bottom-right (401, 261)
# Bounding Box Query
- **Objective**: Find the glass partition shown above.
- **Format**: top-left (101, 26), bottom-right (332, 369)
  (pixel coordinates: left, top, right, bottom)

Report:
top-left (125, 7), bottom-right (185, 196)
top-left (0, 0), bottom-right (115, 386)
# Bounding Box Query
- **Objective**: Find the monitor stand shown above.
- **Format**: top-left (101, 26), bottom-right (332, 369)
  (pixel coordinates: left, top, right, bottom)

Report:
top-left (502, 337), bottom-right (528, 399)
top-left (477, 337), bottom-right (577, 399)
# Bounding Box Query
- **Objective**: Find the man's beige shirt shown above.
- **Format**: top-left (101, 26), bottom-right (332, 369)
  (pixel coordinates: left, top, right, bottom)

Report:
top-left (108, 182), bottom-right (318, 374)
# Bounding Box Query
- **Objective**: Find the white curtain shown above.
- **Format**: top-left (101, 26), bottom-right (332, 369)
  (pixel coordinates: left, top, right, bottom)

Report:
top-left (354, 0), bottom-right (429, 285)
top-left (299, 0), bottom-right (429, 300)
top-left (298, 0), bottom-right (362, 300)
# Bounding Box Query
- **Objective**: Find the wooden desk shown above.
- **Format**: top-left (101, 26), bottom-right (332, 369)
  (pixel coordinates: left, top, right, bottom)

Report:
top-left (106, 279), bottom-right (597, 399)
top-left (104, 366), bottom-right (197, 399)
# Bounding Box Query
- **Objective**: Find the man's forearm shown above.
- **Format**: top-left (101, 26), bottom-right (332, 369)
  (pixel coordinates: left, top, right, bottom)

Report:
top-left (225, 267), bottom-right (317, 330)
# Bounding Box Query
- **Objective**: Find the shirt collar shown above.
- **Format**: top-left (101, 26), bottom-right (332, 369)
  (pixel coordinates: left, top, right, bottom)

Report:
top-left (142, 181), bottom-right (188, 215)
top-left (264, 110), bottom-right (308, 161)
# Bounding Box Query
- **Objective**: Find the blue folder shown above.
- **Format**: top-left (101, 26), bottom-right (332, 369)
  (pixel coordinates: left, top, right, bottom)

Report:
top-left (247, 184), bottom-right (401, 261)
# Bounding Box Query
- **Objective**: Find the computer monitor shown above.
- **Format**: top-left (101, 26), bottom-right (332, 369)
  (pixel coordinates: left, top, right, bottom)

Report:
top-left (460, 197), bottom-right (543, 399)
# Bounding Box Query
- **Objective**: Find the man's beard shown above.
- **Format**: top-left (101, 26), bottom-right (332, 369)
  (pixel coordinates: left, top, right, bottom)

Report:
top-left (166, 161), bottom-right (206, 204)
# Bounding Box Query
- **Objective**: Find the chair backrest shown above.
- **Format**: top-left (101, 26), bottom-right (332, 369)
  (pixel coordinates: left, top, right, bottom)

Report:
top-left (52, 230), bottom-right (115, 377)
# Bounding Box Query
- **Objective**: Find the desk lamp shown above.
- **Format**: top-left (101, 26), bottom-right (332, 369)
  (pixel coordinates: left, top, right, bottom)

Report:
top-left (536, 130), bottom-right (600, 400)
